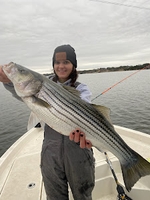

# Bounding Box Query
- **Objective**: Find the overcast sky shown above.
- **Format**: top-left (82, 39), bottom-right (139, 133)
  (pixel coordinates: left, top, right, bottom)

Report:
top-left (0, 0), bottom-right (150, 73)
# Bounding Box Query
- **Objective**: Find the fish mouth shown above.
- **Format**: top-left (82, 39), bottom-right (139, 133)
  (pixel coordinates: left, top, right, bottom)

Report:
top-left (2, 62), bottom-right (32, 90)
top-left (2, 62), bottom-right (16, 77)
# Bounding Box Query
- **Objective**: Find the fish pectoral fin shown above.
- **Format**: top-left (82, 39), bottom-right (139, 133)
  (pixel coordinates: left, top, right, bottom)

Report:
top-left (33, 96), bottom-right (51, 108)
top-left (23, 96), bottom-right (51, 108)
top-left (62, 85), bottom-right (81, 97)
top-left (92, 104), bottom-right (113, 126)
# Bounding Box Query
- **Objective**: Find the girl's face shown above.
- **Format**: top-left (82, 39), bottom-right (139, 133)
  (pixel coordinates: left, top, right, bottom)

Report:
top-left (54, 60), bottom-right (73, 83)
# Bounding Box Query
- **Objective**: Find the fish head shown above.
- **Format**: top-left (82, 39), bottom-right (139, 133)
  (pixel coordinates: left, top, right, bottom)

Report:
top-left (2, 62), bottom-right (43, 97)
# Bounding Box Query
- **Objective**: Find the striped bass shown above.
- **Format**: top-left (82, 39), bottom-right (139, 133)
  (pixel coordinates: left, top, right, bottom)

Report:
top-left (3, 62), bottom-right (150, 192)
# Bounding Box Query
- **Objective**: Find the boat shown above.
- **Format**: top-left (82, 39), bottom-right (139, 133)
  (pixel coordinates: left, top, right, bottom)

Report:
top-left (0, 125), bottom-right (150, 200)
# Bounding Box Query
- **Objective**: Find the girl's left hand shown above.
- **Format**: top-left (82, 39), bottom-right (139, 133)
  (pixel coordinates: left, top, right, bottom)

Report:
top-left (69, 128), bottom-right (92, 149)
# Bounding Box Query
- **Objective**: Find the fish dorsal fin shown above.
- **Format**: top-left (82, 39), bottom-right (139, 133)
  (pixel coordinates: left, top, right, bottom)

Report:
top-left (62, 85), bottom-right (81, 97)
top-left (92, 104), bottom-right (113, 126)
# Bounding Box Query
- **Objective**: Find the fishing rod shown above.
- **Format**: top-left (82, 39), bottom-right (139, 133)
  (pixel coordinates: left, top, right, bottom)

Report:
top-left (91, 65), bottom-right (149, 199)
top-left (91, 65), bottom-right (148, 102)
top-left (105, 152), bottom-right (132, 200)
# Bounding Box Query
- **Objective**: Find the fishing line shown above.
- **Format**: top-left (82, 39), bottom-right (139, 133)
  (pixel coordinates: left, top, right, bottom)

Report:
top-left (91, 65), bottom-right (148, 102)
top-left (90, 0), bottom-right (150, 11)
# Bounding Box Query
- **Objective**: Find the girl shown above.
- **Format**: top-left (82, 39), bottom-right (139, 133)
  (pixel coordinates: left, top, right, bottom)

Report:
top-left (0, 44), bottom-right (95, 200)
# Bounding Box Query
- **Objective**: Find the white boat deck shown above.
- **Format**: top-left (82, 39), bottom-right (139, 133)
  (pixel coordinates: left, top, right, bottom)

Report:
top-left (0, 125), bottom-right (150, 200)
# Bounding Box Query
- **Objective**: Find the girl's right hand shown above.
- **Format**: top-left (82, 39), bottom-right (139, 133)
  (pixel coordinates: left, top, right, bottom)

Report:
top-left (0, 65), bottom-right (11, 83)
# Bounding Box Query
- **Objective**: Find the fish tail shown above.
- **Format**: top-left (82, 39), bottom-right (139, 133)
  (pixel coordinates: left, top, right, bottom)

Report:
top-left (121, 151), bottom-right (150, 192)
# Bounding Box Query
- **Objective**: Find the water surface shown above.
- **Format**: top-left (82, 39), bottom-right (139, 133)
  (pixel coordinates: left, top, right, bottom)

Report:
top-left (0, 70), bottom-right (150, 157)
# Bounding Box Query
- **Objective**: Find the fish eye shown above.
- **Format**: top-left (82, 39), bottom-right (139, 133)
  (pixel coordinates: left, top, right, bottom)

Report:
top-left (19, 68), bottom-right (26, 74)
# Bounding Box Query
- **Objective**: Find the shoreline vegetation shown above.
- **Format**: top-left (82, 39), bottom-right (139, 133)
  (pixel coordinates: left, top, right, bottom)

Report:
top-left (78, 63), bottom-right (150, 74)
top-left (44, 63), bottom-right (150, 76)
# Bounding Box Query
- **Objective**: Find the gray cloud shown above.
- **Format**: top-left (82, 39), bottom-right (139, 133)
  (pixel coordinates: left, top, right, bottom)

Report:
top-left (0, 0), bottom-right (150, 73)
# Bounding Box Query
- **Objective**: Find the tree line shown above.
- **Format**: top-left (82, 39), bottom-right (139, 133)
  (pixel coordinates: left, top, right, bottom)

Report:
top-left (78, 63), bottom-right (150, 74)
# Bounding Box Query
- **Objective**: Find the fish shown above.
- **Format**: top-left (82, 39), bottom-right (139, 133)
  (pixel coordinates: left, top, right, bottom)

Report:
top-left (2, 62), bottom-right (150, 192)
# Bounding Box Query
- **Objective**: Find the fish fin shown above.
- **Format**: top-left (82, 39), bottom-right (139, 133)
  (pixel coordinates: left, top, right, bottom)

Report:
top-left (23, 96), bottom-right (51, 108)
top-left (92, 104), bottom-right (113, 125)
top-left (27, 111), bottom-right (45, 130)
top-left (62, 85), bottom-right (81, 97)
top-left (121, 150), bottom-right (150, 192)
top-left (34, 97), bottom-right (51, 108)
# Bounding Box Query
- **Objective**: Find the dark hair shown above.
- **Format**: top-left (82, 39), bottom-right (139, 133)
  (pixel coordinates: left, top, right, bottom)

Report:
top-left (52, 66), bottom-right (78, 87)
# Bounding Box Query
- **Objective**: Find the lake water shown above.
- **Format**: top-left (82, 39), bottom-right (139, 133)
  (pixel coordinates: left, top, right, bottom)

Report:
top-left (0, 70), bottom-right (150, 157)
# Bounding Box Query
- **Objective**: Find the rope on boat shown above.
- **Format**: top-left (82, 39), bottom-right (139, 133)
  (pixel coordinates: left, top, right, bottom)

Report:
top-left (91, 64), bottom-right (149, 102)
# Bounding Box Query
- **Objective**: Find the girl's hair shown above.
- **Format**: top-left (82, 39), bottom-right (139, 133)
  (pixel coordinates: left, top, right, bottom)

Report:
top-left (52, 66), bottom-right (78, 87)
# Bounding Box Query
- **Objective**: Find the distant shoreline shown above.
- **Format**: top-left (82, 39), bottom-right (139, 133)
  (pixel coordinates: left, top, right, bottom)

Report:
top-left (44, 63), bottom-right (150, 76)
top-left (78, 63), bottom-right (150, 74)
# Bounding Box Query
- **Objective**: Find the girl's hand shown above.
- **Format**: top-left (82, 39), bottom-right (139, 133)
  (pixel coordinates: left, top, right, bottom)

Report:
top-left (69, 128), bottom-right (92, 149)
